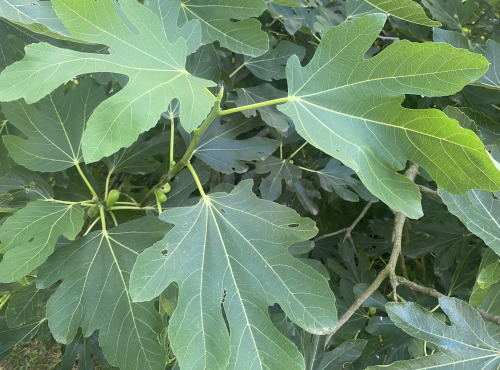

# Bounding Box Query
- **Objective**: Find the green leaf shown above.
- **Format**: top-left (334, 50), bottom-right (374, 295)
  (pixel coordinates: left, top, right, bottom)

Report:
top-left (243, 38), bottom-right (305, 81)
top-left (0, 316), bottom-right (41, 361)
top-left (130, 180), bottom-right (337, 370)
top-left (364, 0), bottom-right (440, 27)
top-left (439, 189), bottom-right (500, 257)
top-left (6, 284), bottom-right (46, 328)
top-left (0, 166), bottom-right (53, 208)
top-left (478, 40), bottom-right (500, 89)
top-left (178, 0), bottom-right (268, 56)
top-left (345, 0), bottom-right (379, 19)
top-left (317, 158), bottom-right (377, 202)
top-left (279, 14), bottom-right (496, 218)
top-left (0, 0), bottom-right (215, 162)
top-left (433, 28), bottom-right (470, 50)
top-left (422, 0), bottom-right (477, 29)
top-left (0, 200), bottom-right (84, 283)
top-left (255, 156), bottom-right (302, 201)
top-left (36, 217), bottom-right (170, 370)
top-left (61, 331), bottom-right (109, 370)
top-left (194, 115), bottom-right (279, 174)
top-left (0, 0), bottom-right (78, 42)
top-left (103, 131), bottom-right (170, 174)
top-left (235, 84), bottom-right (291, 133)
top-left (369, 297), bottom-right (500, 369)
top-left (301, 333), bottom-right (367, 370)
top-left (2, 79), bottom-right (106, 172)
top-left (478, 260), bottom-right (500, 289)
top-left (186, 43), bottom-right (221, 82)
top-left (314, 339), bottom-right (367, 369)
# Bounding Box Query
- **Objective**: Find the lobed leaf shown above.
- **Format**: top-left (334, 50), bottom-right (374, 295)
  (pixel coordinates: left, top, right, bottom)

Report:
top-left (279, 14), bottom-right (497, 218)
top-left (369, 297), bottom-right (500, 369)
top-left (0, 0), bottom-right (215, 162)
top-left (36, 217), bottom-right (171, 370)
top-left (130, 180), bottom-right (337, 370)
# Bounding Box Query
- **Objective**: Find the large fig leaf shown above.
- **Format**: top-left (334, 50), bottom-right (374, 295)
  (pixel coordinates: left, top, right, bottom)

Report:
top-left (36, 217), bottom-right (171, 370)
top-left (279, 14), bottom-right (498, 218)
top-left (369, 297), bottom-right (500, 369)
top-left (130, 180), bottom-right (337, 370)
top-left (0, 0), bottom-right (215, 162)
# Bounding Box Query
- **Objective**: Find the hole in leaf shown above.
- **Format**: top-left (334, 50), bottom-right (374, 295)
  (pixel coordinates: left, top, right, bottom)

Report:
top-left (221, 289), bottom-right (227, 304)
top-left (220, 208), bottom-right (226, 214)
top-left (162, 246), bottom-right (168, 257)
top-left (28, 236), bottom-right (34, 243)
top-left (288, 223), bottom-right (299, 228)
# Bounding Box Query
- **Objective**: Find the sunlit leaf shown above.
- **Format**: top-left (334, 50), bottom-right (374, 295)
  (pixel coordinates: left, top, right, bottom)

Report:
top-left (279, 14), bottom-right (496, 218)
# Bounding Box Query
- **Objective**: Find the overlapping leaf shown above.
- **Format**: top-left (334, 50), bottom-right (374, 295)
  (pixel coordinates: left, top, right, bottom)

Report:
top-left (194, 115), bottom-right (279, 174)
top-left (130, 180), bottom-right (337, 370)
top-left (317, 158), bottom-right (377, 202)
top-left (0, 200), bottom-right (84, 283)
top-left (177, 0), bottom-right (268, 57)
top-left (5, 284), bottom-right (46, 327)
top-left (235, 84), bottom-right (291, 132)
top-left (36, 217), bottom-right (170, 370)
top-left (478, 40), bottom-right (500, 89)
top-left (256, 156), bottom-right (302, 201)
top-left (103, 132), bottom-right (169, 174)
top-left (0, 0), bottom-right (215, 162)
top-left (365, 0), bottom-right (440, 26)
top-left (369, 297), bottom-right (500, 369)
top-left (2, 79), bottom-right (106, 172)
top-left (243, 38), bottom-right (305, 81)
top-left (279, 14), bottom-right (498, 218)
top-left (422, 0), bottom-right (477, 29)
top-left (439, 189), bottom-right (500, 257)
top-left (0, 0), bottom-right (76, 42)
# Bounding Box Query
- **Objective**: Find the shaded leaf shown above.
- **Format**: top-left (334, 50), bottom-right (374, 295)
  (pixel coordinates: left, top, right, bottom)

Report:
top-left (36, 217), bottom-right (170, 370)
top-left (61, 331), bottom-right (109, 370)
top-left (0, 200), bottom-right (84, 283)
top-left (369, 297), bottom-right (500, 369)
top-left (186, 43), bottom-right (221, 82)
top-left (478, 39), bottom-right (500, 89)
top-left (195, 115), bottom-right (279, 174)
top-left (439, 189), bottom-right (500, 257)
top-left (104, 131), bottom-right (169, 174)
top-left (243, 38), bottom-right (305, 81)
top-left (235, 84), bottom-right (291, 132)
top-left (130, 180), bottom-right (337, 370)
top-left (6, 284), bottom-right (46, 327)
top-left (255, 156), bottom-right (302, 201)
top-left (317, 158), bottom-right (377, 202)
top-left (2, 78), bottom-right (106, 172)
top-left (178, 0), bottom-right (268, 57)
top-left (433, 28), bottom-right (469, 50)
top-left (422, 0), bottom-right (477, 29)
top-left (0, 0), bottom-right (215, 162)
top-left (0, 316), bottom-right (41, 361)
top-left (279, 14), bottom-right (496, 218)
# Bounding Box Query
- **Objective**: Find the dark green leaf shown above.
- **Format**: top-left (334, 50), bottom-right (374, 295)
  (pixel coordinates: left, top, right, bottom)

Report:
top-left (195, 115), bottom-right (279, 174)
top-left (130, 180), bottom-right (337, 370)
top-left (256, 156), bottom-right (302, 201)
top-left (36, 217), bottom-right (170, 370)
